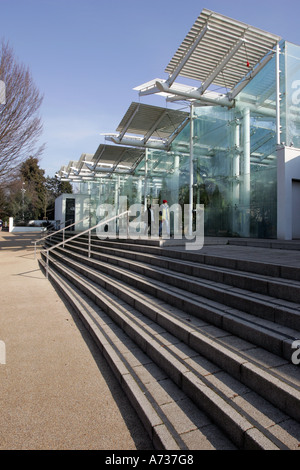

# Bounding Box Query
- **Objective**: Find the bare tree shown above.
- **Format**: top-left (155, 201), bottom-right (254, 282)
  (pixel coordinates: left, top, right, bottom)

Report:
top-left (0, 40), bottom-right (44, 183)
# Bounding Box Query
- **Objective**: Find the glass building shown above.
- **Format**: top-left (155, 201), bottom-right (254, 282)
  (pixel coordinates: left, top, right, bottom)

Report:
top-left (56, 9), bottom-right (300, 240)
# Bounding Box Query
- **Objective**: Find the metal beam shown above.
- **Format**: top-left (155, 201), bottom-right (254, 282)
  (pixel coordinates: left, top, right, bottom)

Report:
top-left (199, 38), bottom-right (245, 94)
top-left (275, 43), bottom-right (281, 146)
top-left (105, 134), bottom-right (169, 150)
top-left (93, 145), bottom-right (106, 169)
top-left (156, 80), bottom-right (235, 108)
top-left (143, 109), bottom-right (168, 144)
top-left (228, 51), bottom-right (275, 100)
top-left (166, 116), bottom-right (190, 147)
top-left (118, 103), bottom-right (140, 140)
top-left (166, 25), bottom-right (210, 86)
top-left (137, 82), bottom-right (165, 97)
top-left (189, 104), bottom-right (195, 237)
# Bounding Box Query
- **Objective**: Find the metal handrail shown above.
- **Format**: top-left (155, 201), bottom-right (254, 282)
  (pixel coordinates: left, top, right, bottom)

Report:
top-left (33, 216), bottom-right (90, 259)
top-left (41, 210), bottom-right (130, 278)
top-left (55, 218), bottom-right (73, 230)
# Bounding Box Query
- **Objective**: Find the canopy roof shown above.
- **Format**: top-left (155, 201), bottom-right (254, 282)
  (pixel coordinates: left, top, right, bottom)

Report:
top-left (56, 145), bottom-right (145, 181)
top-left (56, 9), bottom-right (283, 184)
top-left (166, 8), bottom-right (281, 91)
top-left (93, 143), bottom-right (145, 172)
top-left (116, 102), bottom-right (189, 139)
top-left (106, 102), bottom-right (189, 149)
top-left (137, 9), bottom-right (281, 103)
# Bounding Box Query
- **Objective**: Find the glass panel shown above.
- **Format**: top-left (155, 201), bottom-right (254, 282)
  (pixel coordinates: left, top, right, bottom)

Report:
top-left (284, 42), bottom-right (300, 148)
top-left (73, 44), bottom-right (283, 239)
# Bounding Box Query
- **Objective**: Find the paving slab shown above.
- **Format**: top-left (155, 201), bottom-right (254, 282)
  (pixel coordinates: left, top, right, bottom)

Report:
top-left (166, 242), bottom-right (300, 268)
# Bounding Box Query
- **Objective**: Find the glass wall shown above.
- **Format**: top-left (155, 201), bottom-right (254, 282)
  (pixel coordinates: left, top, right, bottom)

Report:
top-left (281, 41), bottom-right (300, 148)
top-left (153, 49), bottom-right (279, 238)
top-left (75, 40), bottom-right (300, 239)
top-left (141, 97), bottom-right (278, 238)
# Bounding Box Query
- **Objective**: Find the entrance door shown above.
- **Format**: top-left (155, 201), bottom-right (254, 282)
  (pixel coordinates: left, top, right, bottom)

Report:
top-left (65, 198), bottom-right (75, 230)
top-left (292, 180), bottom-right (300, 239)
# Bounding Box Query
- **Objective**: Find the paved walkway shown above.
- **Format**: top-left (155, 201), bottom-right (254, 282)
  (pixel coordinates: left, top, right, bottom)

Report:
top-left (168, 241), bottom-right (300, 268)
top-left (0, 232), bottom-right (152, 450)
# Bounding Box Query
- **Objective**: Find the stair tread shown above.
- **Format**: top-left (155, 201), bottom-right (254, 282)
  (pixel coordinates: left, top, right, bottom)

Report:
top-left (48, 238), bottom-right (300, 312)
top-left (58, 235), bottom-right (300, 281)
top-left (45, 247), bottom-right (300, 390)
top-left (41, 256), bottom-right (300, 450)
top-left (41, 259), bottom-right (237, 450)
top-left (52, 245), bottom-right (300, 343)
top-left (39, 235), bottom-right (300, 450)
top-left (50, 236), bottom-right (300, 287)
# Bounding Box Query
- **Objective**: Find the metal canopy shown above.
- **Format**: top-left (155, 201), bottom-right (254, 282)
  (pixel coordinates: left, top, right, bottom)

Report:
top-left (137, 9), bottom-right (281, 105)
top-left (56, 144), bottom-right (146, 182)
top-left (92, 143), bottom-right (145, 173)
top-left (106, 102), bottom-right (189, 149)
top-left (117, 102), bottom-right (189, 139)
top-left (165, 8), bottom-right (281, 92)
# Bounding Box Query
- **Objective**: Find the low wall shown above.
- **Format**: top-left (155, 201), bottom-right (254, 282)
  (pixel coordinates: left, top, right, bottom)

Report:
top-left (8, 217), bottom-right (44, 233)
top-left (10, 227), bottom-right (43, 233)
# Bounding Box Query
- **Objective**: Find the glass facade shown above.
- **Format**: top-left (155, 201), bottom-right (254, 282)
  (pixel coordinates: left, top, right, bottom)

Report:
top-left (281, 41), bottom-right (300, 148)
top-left (74, 40), bottom-right (300, 239)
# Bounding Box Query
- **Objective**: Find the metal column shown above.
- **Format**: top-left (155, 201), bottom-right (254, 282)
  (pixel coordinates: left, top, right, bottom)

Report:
top-left (242, 107), bottom-right (251, 237)
top-left (276, 43), bottom-right (281, 146)
top-left (144, 148), bottom-right (148, 209)
top-left (189, 104), bottom-right (195, 236)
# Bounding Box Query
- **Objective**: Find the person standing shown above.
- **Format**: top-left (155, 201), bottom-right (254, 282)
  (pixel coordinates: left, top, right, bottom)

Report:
top-left (147, 205), bottom-right (154, 236)
top-left (0, 218), bottom-right (3, 232)
top-left (161, 200), bottom-right (170, 237)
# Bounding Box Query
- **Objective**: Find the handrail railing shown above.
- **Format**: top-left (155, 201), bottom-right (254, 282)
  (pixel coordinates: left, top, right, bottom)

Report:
top-left (55, 218), bottom-right (73, 230)
top-left (41, 210), bottom-right (130, 278)
top-left (33, 216), bottom-right (90, 259)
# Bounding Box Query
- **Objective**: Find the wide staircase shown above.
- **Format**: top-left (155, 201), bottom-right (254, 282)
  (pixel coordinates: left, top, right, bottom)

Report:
top-left (38, 233), bottom-right (300, 451)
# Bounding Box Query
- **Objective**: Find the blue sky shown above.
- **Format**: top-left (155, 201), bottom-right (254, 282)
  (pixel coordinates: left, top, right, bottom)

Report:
top-left (1, 0), bottom-right (300, 177)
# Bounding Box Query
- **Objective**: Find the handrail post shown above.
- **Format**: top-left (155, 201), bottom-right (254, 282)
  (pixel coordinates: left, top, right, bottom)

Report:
top-left (41, 211), bottom-right (130, 277)
top-left (63, 228), bottom-right (65, 247)
top-left (46, 251), bottom-right (49, 279)
top-left (88, 230), bottom-right (91, 258)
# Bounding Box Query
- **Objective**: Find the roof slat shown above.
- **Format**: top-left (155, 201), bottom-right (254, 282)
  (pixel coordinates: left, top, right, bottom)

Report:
top-left (116, 102), bottom-right (189, 140)
top-left (165, 8), bottom-right (281, 92)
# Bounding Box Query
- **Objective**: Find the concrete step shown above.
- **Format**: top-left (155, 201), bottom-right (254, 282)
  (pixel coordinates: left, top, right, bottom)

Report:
top-left (84, 236), bottom-right (300, 281)
top-left (44, 241), bottom-right (300, 359)
top-left (228, 238), bottom-right (300, 251)
top-left (74, 238), bottom-right (300, 301)
top-left (50, 233), bottom-right (300, 282)
top-left (39, 254), bottom-right (300, 450)
top-left (41, 247), bottom-right (300, 422)
top-left (39, 257), bottom-right (237, 450)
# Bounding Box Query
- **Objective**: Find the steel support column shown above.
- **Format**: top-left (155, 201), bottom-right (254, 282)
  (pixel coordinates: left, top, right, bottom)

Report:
top-left (189, 104), bottom-right (195, 236)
